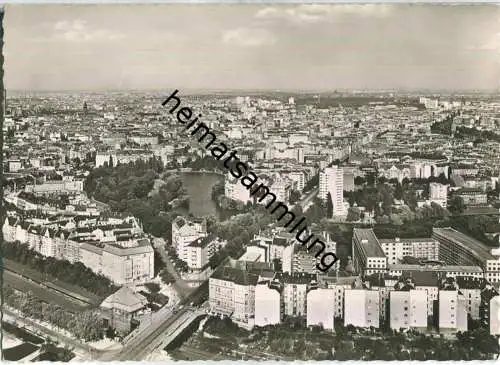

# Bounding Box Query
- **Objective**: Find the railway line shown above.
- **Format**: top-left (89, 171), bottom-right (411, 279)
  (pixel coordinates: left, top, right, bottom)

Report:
top-left (3, 266), bottom-right (96, 308)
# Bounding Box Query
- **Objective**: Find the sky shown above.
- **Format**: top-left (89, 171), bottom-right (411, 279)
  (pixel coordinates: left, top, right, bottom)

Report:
top-left (4, 3), bottom-right (500, 91)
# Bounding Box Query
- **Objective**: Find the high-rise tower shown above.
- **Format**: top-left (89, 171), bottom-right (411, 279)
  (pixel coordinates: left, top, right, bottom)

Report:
top-left (319, 165), bottom-right (344, 217)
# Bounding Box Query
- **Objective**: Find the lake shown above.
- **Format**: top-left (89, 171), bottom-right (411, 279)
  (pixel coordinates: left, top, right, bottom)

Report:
top-left (179, 172), bottom-right (223, 218)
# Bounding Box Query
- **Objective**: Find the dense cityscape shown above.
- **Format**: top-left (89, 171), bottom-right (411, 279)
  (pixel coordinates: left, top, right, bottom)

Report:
top-left (0, 90), bottom-right (499, 361)
top-left (3, 2), bottom-right (500, 363)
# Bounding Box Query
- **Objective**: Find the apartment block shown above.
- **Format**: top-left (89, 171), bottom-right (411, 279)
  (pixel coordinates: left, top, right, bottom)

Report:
top-left (379, 237), bottom-right (439, 265)
top-left (390, 290), bottom-right (428, 330)
top-left (186, 236), bottom-right (218, 271)
top-left (254, 279), bottom-right (282, 327)
top-left (209, 265), bottom-right (259, 330)
top-left (277, 272), bottom-right (316, 317)
top-left (171, 216), bottom-right (207, 262)
top-left (307, 288), bottom-right (335, 331)
top-left (490, 295), bottom-right (500, 335)
top-left (352, 228), bottom-right (387, 275)
top-left (433, 227), bottom-right (500, 283)
top-left (319, 166), bottom-right (344, 217)
top-left (344, 289), bottom-right (380, 328)
top-left (225, 174), bottom-right (252, 204)
top-left (438, 290), bottom-right (468, 333)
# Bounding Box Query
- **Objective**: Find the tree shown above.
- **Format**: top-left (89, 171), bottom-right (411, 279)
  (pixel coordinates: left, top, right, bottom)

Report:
top-left (144, 282), bottom-right (161, 293)
top-left (354, 176), bottom-right (365, 186)
top-left (289, 190), bottom-right (301, 205)
top-left (448, 196), bottom-right (465, 214)
top-left (346, 207), bottom-right (361, 222)
top-left (326, 192), bottom-right (333, 218)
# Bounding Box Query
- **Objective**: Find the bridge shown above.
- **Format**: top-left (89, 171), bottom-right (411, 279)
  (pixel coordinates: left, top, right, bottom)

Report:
top-left (131, 309), bottom-right (206, 360)
top-left (99, 307), bottom-right (206, 361)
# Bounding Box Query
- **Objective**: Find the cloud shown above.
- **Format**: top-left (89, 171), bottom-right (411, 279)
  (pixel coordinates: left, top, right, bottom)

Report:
top-left (52, 20), bottom-right (123, 42)
top-left (222, 27), bottom-right (277, 47)
top-left (256, 4), bottom-right (393, 24)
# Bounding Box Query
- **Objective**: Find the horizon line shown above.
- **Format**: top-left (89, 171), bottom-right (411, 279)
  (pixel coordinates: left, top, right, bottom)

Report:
top-left (6, 87), bottom-right (500, 94)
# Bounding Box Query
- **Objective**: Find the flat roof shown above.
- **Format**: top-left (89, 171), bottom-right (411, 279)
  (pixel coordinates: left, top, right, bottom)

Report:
top-left (238, 251), bottom-right (261, 262)
top-left (353, 228), bottom-right (385, 257)
top-left (389, 263), bottom-right (483, 273)
top-left (432, 227), bottom-right (496, 261)
top-left (379, 237), bottom-right (437, 243)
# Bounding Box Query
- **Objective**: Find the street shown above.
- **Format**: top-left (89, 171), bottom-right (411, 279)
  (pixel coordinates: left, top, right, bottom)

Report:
top-left (98, 306), bottom-right (191, 361)
top-left (152, 237), bottom-right (195, 299)
top-left (292, 187), bottom-right (318, 211)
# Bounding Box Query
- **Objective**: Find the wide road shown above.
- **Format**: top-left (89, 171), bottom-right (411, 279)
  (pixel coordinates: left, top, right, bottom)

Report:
top-left (301, 187), bottom-right (318, 206)
top-left (291, 187), bottom-right (318, 211)
top-left (152, 237), bottom-right (194, 298)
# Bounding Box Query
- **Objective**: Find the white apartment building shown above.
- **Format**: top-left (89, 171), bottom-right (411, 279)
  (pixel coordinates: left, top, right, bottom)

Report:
top-left (328, 283), bottom-right (353, 319)
top-left (368, 283), bottom-right (394, 321)
top-left (438, 290), bottom-right (468, 332)
top-left (24, 180), bottom-right (85, 196)
top-left (282, 244), bottom-right (317, 274)
top-left (171, 217), bottom-right (207, 262)
top-left (344, 289), bottom-right (380, 328)
top-left (267, 234), bottom-right (293, 262)
top-left (225, 175), bottom-right (252, 204)
top-left (186, 236), bottom-right (215, 271)
top-left (307, 288), bottom-right (335, 331)
top-left (432, 227), bottom-right (500, 283)
top-left (352, 229), bottom-right (387, 275)
top-left (319, 166), bottom-right (344, 217)
top-left (429, 183), bottom-right (449, 208)
top-left (3, 217), bottom-right (79, 263)
top-left (254, 280), bottom-right (282, 327)
top-left (390, 290), bottom-right (428, 330)
top-left (278, 273), bottom-right (316, 317)
top-left (388, 264), bottom-right (484, 280)
top-left (102, 242), bottom-right (154, 285)
top-left (209, 266), bottom-right (259, 330)
top-left (490, 295), bottom-right (500, 335)
top-left (78, 239), bottom-right (154, 285)
top-left (287, 171), bottom-right (306, 192)
top-left (455, 277), bottom-right (484, 320)
top-left (379, 237), bottom-right (439, 265)
top-left (270, 176), bottom-right (292, 203)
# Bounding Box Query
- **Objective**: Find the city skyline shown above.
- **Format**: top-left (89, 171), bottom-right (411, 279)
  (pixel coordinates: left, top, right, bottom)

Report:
top-left (4, 3), bottom-right (500, 92)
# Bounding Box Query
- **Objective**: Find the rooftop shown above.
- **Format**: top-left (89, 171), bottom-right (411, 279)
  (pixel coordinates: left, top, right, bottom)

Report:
top-left (353, 228), bottom-right (385, 257)
top-left (432, 227), bottom-right (496, 261)
top-left (389, 263), bottom-right (483, 273)
top-left (211, 266), bottom-right (260, 286)
top-left (100, 286), bottom-right (148, 313)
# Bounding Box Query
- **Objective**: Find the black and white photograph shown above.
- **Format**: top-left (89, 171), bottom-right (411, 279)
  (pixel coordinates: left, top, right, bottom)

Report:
top-left (0, 2), bottom-right (500, 362)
